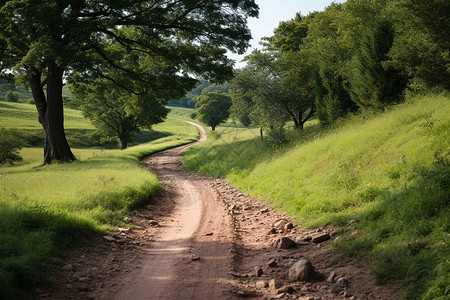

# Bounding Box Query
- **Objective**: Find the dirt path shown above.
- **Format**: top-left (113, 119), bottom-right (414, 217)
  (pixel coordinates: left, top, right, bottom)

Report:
top-left (44, 122), bottom-right (401, 300)
top-left (111, 123), bottom-right (234, 299)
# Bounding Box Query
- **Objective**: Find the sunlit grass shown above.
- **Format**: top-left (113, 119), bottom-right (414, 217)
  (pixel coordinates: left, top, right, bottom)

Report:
top-left (0, 101), bottom-right (93, 129)
top-left (184, 93), bottom-right (450, 299)
top-left (0, 106), bottom-right (197, 298)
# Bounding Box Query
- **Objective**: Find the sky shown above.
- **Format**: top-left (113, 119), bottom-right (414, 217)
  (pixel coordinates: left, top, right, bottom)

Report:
top-left (228, 0), bottom-right (346, 66)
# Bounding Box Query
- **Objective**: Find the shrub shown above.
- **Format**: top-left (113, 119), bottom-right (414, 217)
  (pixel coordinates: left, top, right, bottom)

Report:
top-left (0, 128), bottom-right (23, 165)
top-left (4, 91), bottom-right (19, 103)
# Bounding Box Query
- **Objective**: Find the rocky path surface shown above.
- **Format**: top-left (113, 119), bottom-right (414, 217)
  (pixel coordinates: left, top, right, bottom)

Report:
top-left (44, 122), bottom-right (401, 300)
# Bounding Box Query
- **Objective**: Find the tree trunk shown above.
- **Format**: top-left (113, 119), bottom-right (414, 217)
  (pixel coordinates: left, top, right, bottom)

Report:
top-left (30, 63), bottom-right (75, 164)
top-left (119, 137), bottom-right (128, 150)
top-left (211, 125), bottom-right (216, 131)
top-left (260, 126), bottom-right (263, 140)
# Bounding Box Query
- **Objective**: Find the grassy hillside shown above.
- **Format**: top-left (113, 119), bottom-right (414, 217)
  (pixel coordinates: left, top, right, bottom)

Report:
top-left (0, 82), bottom-right (72, 103)
top-left (183, 93), bottom-right (450, 299)
top-left (0, 105), bottom-right (196, 298)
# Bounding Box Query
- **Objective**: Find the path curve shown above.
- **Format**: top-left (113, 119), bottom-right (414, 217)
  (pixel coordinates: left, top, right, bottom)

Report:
top-left (113, 122), bottom-right (235, 300)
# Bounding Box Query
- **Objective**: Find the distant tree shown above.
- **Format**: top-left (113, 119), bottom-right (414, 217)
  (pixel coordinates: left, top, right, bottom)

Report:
top-left (230, 65), bottom-right (286, 136)
top-left (0, 0), bottom-right (258, 164)
top-left (4, 90), bottom-right (19, 102)
top-left (195, 90), bottom-right (232, 131)
top-left (0, 128), bottom-right (23, 165)
top-left (72, 79), bottom-right (169, 150)
top-left (169, 81), bottom-right (231, 108)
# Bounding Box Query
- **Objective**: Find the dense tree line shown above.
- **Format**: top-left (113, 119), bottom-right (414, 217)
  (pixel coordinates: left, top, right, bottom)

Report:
top-left (230, 0), bottom-right (449, 130)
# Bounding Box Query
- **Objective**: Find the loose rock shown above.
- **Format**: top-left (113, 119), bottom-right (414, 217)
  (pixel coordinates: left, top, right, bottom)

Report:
top-left (103, 235), bottom-right (116, 243)
top-left (256, 280), bottom-right (268, 289)
top-left (311, 232), bottom-right (330, 243)
top-left (148, 220), bottom-right (159, 226)
top-left (267, 228), bottom-right (277, 235)
top-left (269, 279), bottom-right (283, 292)
top-left (273, 237), bottom-right (297, 249)
top-left (331, 277), bottom-right (348, 294)
top-left (277, 286), bottom-right (295, 294)
top-left (284, 222), bottom-right (294, 230)
top-left (268, 258), bottom-right (278, 268)
top-left (273, 219), bottom-right (289, 230)
top-left (190, 255), bottom-right (200, 261)
top-left (327, 271), bottom-right (337, 283)
top-left (288, 258), bottom-right (316, 282)
top-left (254, 267), bottom-right (264, 277)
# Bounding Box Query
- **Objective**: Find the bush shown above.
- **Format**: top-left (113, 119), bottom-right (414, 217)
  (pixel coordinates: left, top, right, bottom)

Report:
top-left (266, 127), bottom-right (288, 147)
top-left (4, 91), bottom-right (19, 103)
top-left (0, 128), bottom-right (23, 165)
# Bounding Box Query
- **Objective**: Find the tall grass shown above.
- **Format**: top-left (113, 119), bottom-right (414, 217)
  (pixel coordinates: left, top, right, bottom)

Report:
top-left (183, 93), bottom-right (450, 299)
top-left (0, 107), bottom-right (196, 298)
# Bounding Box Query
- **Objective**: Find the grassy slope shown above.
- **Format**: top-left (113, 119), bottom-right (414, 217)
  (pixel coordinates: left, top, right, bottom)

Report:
top-left (0, 83), bottom-right (72, 103)
top-left (183, 94), bottom-right (449, 299)
top-left (0, 105), bottom-right (196, 298)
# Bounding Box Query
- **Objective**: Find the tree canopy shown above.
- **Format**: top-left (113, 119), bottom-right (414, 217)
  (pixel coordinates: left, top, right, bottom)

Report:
top-left (195, 90), bottom-right (232, 131)
top-left (0, 0), bottom-right (258, 163)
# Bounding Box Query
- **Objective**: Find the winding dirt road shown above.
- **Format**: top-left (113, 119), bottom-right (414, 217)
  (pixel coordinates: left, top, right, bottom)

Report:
top-left (45, 122), bottom-right (401, 300)
top-left (113, 122), bottom-right (235, 299)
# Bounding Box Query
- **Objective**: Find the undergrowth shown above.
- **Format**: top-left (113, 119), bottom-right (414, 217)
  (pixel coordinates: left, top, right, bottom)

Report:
top-left (183, 93), bottom-right (450, 299)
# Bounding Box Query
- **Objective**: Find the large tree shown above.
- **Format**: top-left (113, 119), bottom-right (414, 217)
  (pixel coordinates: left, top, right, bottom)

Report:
top-left (0, 0), bottom-right (258, 164)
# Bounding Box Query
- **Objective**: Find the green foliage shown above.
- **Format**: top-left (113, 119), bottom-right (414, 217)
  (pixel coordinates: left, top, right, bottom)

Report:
top-left (0, 128), bottom-right (23, 165)
top-left (195, 90), bottom-right (232, 131)
top-left (387, 0), bottom-right (450, 90)
top-left (231, 50), bottom-right (315, 131)
top-left (4, 90), bottom-right (18, 102)
top-left (169, 80), bottom-right (230, 108)
top-left (349, 20), bottom-right (408, 110)
top-left (0, 0), bottom-right (258, 163)
top-left (315, 69), bottom-right (357, 125)
top-left (184, 93), bottom-right (450, 298)
top-left (71, 78), bottom-right (170, 149)
top-left (239, 114), bottom-right (252, 127)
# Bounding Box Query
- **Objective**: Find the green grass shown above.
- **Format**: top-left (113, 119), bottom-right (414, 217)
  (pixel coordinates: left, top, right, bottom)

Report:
top-left (183, 93), bottom-right (450, 299)
top-left (0, 82), bottom-right (72, 103)
top-left (0, 106), bottom-right (196, 298)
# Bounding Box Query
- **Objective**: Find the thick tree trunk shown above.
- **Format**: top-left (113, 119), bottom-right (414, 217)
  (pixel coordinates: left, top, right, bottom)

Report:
top-left (211, 125), bottom-right (216, 131)
top-left (30, 64), bottom-right (75, 164)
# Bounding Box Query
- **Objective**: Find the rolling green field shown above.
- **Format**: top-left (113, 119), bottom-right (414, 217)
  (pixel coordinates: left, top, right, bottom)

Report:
top-left (184, 93), bottom-right (450, 299)
top-left (0, 103), bottom-right (196, 298)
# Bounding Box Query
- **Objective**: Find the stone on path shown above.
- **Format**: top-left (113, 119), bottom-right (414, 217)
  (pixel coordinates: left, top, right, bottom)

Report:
top-left (311, 232), bottom-right (330, 243)
top-left (256, 280), bottom-right (267, 289)
top-left (269, 279), bottom-right (283, 292)
top-left (331, 277), bottom-right (348, 294)
top-left (288, 258), bottom-right (316, 282)
top-left (103, 235), bottom-right (117, 243)
top-left (254, 267), bottom-right (264, 277)
top-left (273, 237), bottom-right (297, 249)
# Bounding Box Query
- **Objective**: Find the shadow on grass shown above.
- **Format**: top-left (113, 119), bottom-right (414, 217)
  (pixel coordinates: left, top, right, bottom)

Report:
top-left (333, 165), bottom-right (450, 299)
top-left (0, 203), bottom-right (98, 299)
top-left (129, 130), bottom-right (172, 146)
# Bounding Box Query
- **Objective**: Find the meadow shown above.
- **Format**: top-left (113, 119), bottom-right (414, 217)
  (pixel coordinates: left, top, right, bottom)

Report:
top-left (0, 102), bottom-right (197, 298)
top-left (183, 93), bottom-right (450, 299)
